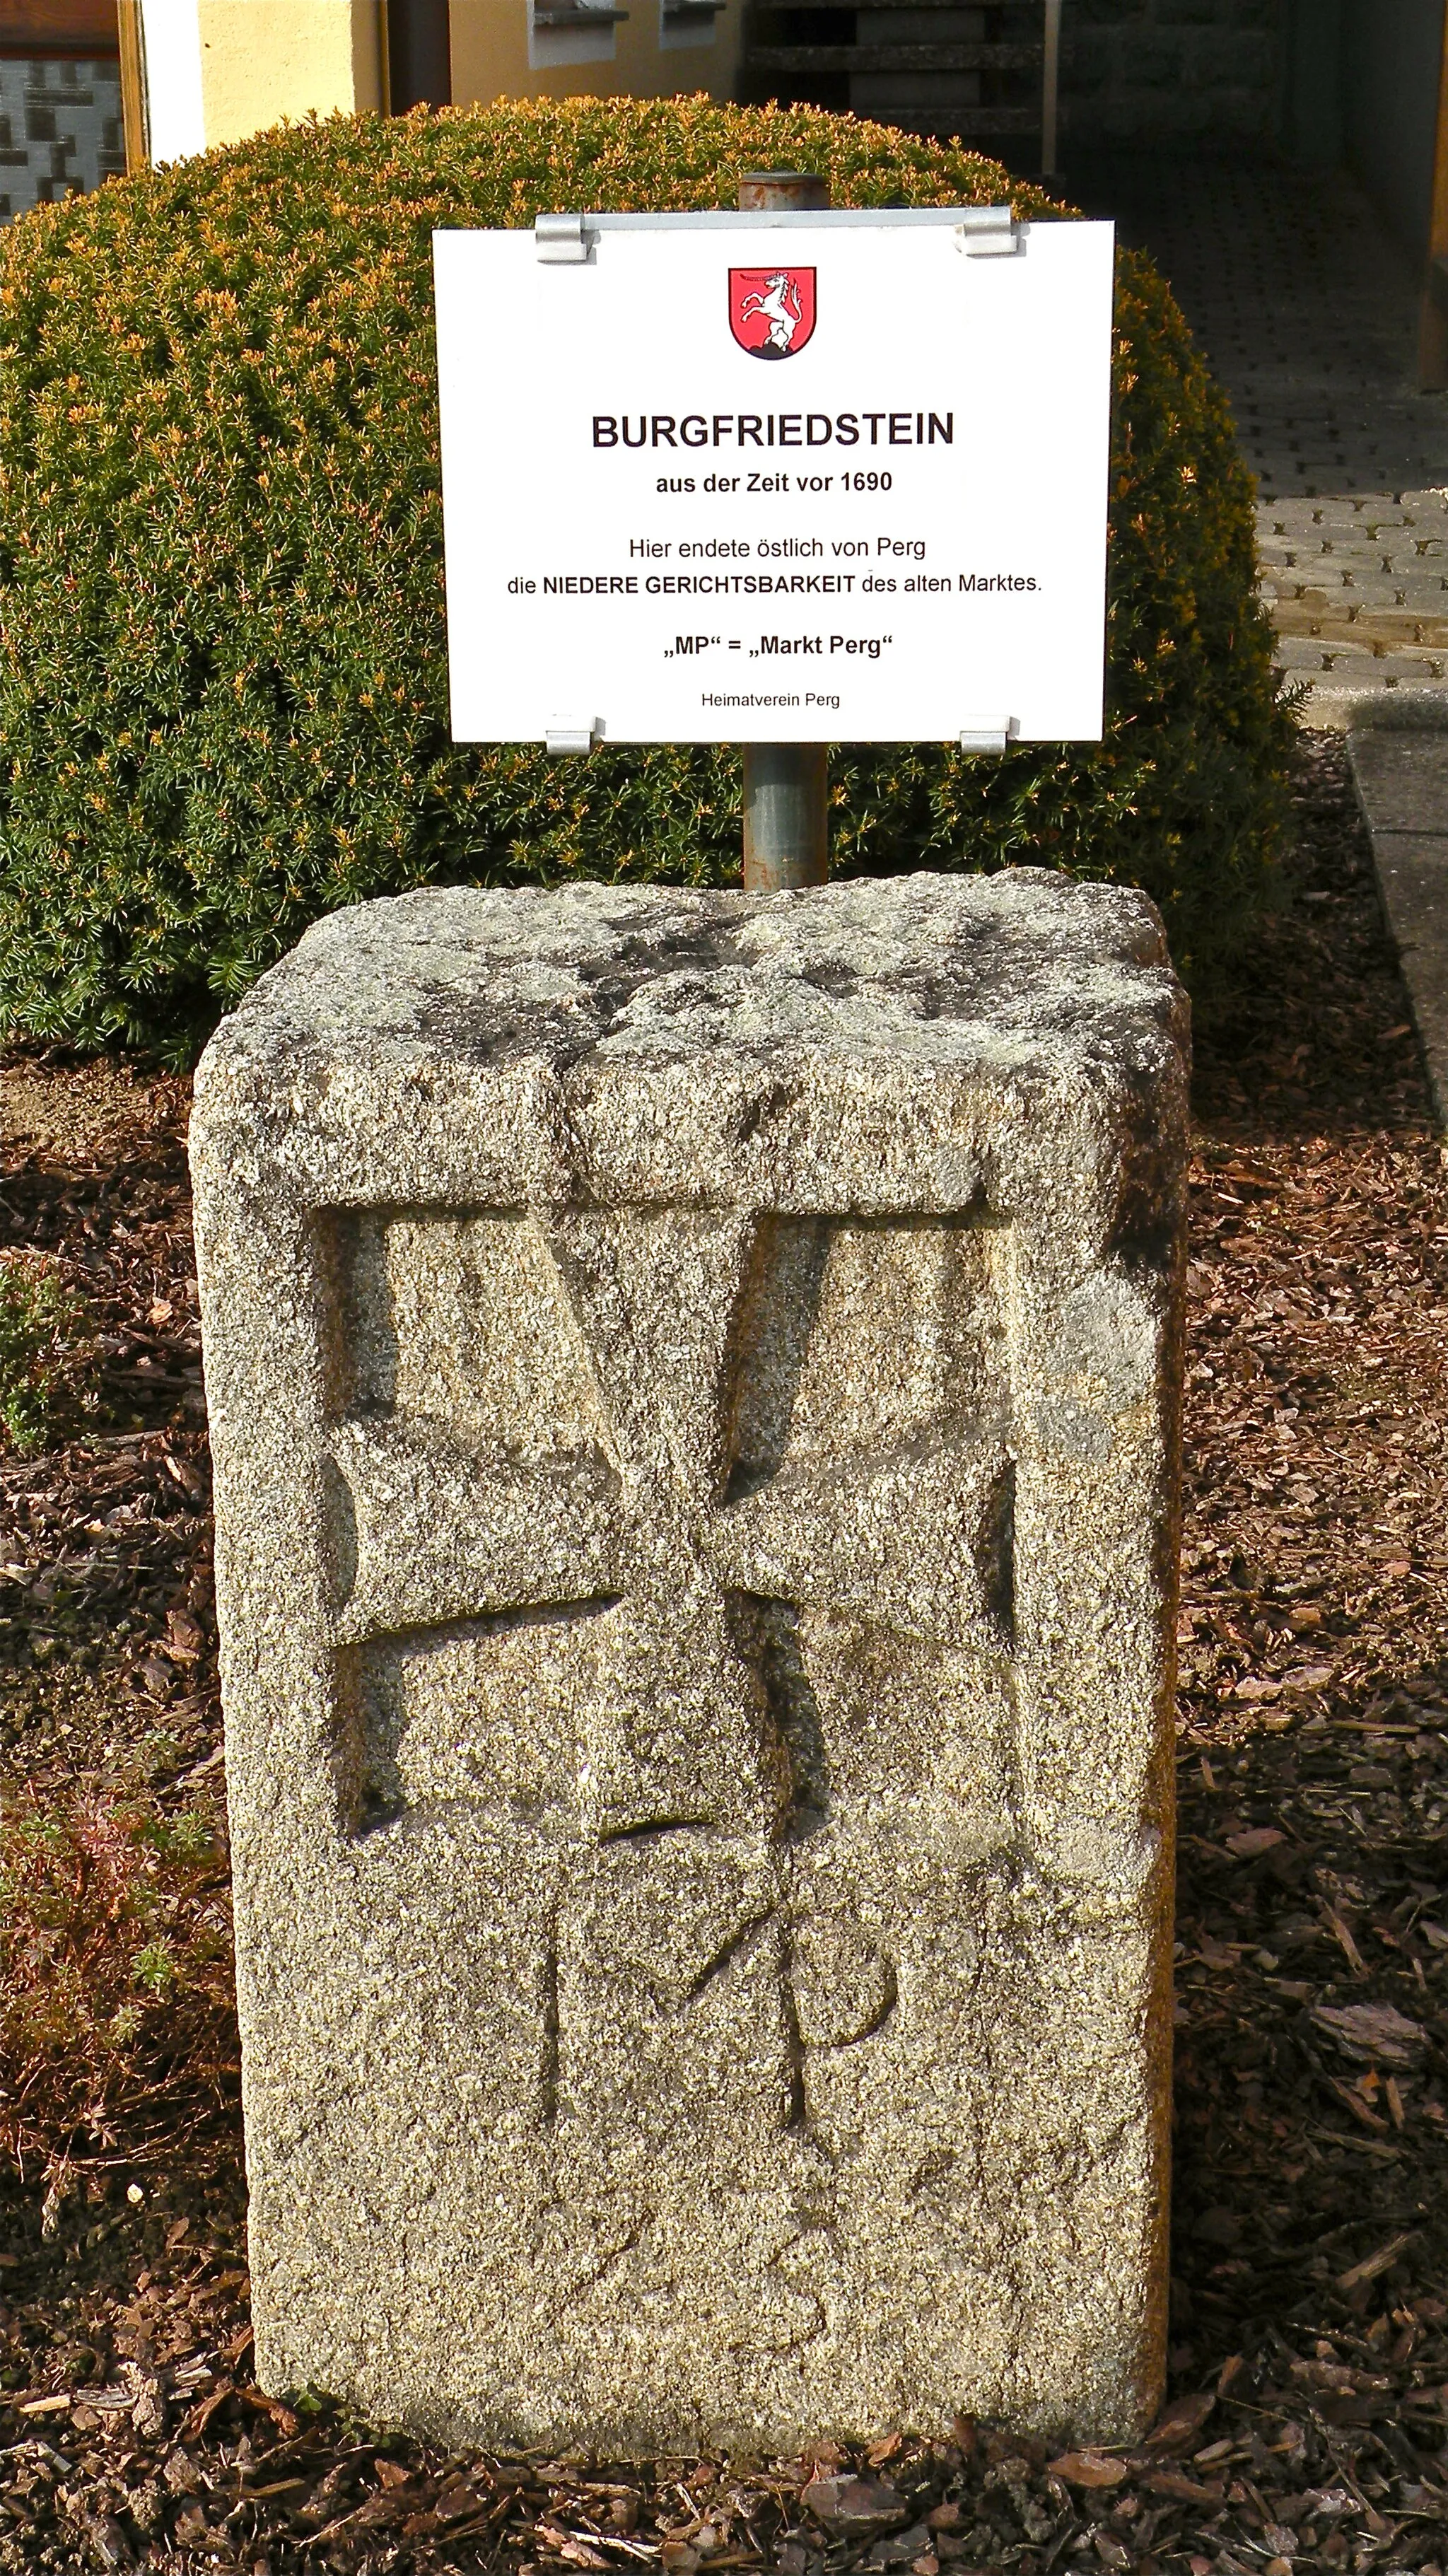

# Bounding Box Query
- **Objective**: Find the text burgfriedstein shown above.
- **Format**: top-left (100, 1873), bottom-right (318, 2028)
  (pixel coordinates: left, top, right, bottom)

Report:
top-left (592, 411), bottom-right (954, 450)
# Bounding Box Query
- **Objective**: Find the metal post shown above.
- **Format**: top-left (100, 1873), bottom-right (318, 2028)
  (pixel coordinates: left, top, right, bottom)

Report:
top-left (736, 169), bottom-right (830, 214)
top-left (1041, 0), bottom-right (1062, 184)
top-left (737, 170), bottom-right (831, 891)
top-left (742, 745), bottom-right (829, 892)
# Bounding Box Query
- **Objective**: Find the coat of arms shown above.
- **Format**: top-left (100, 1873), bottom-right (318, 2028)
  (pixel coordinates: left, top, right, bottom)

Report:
top-left (728, 267), bottom-right (817, 359)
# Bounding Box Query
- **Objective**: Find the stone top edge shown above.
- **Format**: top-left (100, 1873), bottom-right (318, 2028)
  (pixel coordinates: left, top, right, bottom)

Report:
top-left (195, 869), bottom-right (1188, 1095)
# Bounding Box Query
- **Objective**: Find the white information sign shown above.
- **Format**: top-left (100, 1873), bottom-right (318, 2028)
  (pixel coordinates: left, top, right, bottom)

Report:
top-left (433, 210), bottom-right (1115, 747)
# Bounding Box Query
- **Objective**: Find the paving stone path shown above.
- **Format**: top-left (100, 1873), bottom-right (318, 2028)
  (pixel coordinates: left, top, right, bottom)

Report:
top-left (1261, 491), bottom-right (1448, 728)
top-left (1071, 154), bottom-right (1448, 725)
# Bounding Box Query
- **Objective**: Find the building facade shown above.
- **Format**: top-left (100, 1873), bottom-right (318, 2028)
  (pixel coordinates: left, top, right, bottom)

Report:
top-left (3, 0), bottom-right (1447, 380)
top-left (134, 0), bottom-right (741, 161)
top-left (0, 0), bottom-right (743, 192)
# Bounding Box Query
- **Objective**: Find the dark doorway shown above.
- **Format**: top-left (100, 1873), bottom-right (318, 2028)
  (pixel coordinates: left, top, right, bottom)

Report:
top-left (387, 0), bottom-right (451, 111)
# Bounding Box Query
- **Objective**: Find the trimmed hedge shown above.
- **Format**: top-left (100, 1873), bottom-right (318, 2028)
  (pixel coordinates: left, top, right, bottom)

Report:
top-left (0, 97), bottom-right (1291, 1059)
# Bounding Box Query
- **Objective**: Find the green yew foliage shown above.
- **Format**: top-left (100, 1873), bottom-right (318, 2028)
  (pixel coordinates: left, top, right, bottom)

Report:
top-left (0, 97), bottom-right (1292, 1059)
top-left (0, 1254), bottom-right (95, 1453)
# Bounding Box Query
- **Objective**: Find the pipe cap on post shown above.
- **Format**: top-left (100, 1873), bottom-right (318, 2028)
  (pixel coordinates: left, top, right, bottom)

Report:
top-left (737, 171), bottom-right (830, 212)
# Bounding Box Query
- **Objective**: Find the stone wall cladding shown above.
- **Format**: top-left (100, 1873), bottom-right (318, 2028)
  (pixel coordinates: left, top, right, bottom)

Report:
top-left (190, 870), bottom-right (1189, 2457)
top-left (1063, 0), bottom-right (1282, 147)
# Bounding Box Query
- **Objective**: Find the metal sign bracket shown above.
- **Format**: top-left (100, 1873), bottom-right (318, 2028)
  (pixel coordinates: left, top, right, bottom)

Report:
top-left (535, 212), bottom-right (597, 264)
top-left (954, 207), bottom-right (1022, 258)
top-left (536, 206), bottom-right (1024, 262)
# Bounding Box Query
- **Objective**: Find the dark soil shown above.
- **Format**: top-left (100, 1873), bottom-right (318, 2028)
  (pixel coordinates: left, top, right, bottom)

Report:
top-left (6, 736), bottom-right (1448, 2574)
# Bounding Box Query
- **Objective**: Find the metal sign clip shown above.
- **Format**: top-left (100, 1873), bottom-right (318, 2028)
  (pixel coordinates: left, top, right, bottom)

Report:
top-left (545, 718), bottom-right (600, 754)
top-left (535, 211), bottom-right (596, 264)
top-left (959, 718), bottom-right (1017, 753)
top-left (954, 207), bottom-right (1021, 259)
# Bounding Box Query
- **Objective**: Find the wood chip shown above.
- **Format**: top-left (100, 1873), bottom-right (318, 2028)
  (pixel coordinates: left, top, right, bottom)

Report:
top-left (1336, 2232), bottom-right (1419, 2293)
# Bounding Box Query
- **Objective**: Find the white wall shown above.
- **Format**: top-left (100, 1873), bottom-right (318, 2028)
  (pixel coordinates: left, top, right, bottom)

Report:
top-left (139, 0), bottom-right (206, 162)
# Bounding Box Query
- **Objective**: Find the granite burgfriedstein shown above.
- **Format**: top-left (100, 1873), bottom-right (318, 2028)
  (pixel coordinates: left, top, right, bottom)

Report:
top-left (189, 870), bottom-right (1189, 2457)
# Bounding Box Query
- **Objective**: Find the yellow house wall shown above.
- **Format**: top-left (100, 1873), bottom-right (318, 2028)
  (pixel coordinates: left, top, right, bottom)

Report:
top-left (195, 0), bottom-right (383, 148)
top-left (448, 0), bottom-right (743, 111)
top-left (189, 1), bottom-right (740, 153)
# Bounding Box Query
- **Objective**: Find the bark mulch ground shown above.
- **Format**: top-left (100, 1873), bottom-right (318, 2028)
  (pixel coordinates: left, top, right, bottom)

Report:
top-left (6, 735), bottom-right (1448, 2574)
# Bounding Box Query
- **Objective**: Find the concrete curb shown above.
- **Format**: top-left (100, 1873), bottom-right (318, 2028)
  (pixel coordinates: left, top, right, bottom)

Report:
top-left (1302, 684), bottom-right (1448, 734)
top-left (1348, 724), bottom-right (1448, 1129)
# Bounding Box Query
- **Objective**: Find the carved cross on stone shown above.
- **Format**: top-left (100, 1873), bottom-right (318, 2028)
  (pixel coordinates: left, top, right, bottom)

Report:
top-left (327, 1198), bottom-right (1015, 2142)
top-left (194, 873), bottom-right (1187, 2450)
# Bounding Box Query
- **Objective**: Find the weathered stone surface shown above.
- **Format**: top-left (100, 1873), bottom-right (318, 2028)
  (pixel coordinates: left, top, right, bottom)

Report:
top-left (190, 869), bottom-right (1189, 2458)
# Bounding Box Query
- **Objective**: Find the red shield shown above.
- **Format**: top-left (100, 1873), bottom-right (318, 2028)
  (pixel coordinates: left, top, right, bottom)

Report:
top-left (728, 266), bottom-right (817, 360)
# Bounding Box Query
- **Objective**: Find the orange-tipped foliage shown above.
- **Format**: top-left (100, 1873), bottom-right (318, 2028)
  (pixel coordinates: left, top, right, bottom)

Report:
top-left (0, 96), bottom-right (1290, 1055)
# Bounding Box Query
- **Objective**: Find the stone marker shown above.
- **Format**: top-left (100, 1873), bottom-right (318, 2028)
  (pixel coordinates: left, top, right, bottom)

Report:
top-left (191, 870), bottom-right (1189, 2457)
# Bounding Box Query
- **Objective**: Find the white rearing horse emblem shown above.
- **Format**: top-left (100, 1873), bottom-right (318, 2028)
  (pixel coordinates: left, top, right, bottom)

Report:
top-left (740, 271), bottom-right (802, 354)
